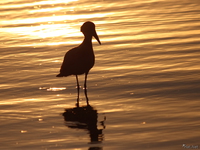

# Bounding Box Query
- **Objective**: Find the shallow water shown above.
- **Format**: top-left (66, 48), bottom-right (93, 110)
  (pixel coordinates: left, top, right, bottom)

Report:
top-left (0, 0), bottom-right (200, 149)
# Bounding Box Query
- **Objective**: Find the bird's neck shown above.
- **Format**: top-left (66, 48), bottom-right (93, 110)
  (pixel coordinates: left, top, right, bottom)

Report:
top-left (81, 35), bottom-right (93, 48)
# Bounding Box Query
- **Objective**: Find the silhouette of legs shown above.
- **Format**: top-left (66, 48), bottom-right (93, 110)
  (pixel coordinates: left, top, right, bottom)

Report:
top-left (75, 73), bottom-right (89, 106)
top-left (76, 75), bottom-right (80, 106)
top-left (84, 72), bottom-right (89, 105)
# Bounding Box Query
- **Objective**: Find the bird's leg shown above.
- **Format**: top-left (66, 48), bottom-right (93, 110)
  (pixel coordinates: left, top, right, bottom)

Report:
top-left (84, 72), bottom-right (89, 105)
top-left (76, 75), bottom-right (80, 107)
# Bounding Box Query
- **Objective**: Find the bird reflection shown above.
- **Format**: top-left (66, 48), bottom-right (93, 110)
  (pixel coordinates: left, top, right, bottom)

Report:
top-left (63, 103), bottom-right (106, 146)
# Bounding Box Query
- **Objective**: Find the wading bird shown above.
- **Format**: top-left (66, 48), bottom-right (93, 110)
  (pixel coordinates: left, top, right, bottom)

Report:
top-left (56, 21), bottom-right (101, 105)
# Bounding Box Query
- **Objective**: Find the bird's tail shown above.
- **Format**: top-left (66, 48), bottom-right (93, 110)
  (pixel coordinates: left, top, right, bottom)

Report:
top-left (56, 74), bottom-right (63, 77)
top-left (56, 73), bottom-right (71, 77)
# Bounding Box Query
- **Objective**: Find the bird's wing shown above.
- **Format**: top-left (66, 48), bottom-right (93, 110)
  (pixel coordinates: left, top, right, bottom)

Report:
top-left (59, 47), bottom-right (81, 75)
top-left (63, 47), bottom-right (79, 65)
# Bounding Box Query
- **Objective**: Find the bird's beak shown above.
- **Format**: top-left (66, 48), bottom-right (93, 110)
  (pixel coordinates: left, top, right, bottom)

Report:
top-left (93, 30), bottom-right (101, 45)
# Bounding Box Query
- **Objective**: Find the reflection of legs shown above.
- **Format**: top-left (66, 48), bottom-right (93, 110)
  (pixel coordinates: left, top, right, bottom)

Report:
top-left (76, 75), bottom-right (80, 106)
top-left (84, 72), bottom-right (89, 105)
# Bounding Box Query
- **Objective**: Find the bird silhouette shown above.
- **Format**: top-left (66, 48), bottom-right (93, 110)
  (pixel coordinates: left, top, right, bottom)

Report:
top-left (56, 21), bottom-right (101, 105)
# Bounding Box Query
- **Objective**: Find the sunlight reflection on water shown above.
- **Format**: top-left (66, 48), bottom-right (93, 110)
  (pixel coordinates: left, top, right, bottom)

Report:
top-left (0, 0), bottom-right (200, 149)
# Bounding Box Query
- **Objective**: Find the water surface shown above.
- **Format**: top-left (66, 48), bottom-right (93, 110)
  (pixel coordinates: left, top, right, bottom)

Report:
top-left (0, 0), bottom-right (200, 149)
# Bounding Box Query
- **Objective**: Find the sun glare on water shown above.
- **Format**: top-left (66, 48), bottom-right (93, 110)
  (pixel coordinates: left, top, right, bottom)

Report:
top-left (0, 0), bottom-right (111, 47)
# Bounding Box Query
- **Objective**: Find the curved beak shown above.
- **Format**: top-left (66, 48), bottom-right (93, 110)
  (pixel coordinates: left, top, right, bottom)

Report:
top-left (93, 30), bottom-right (101, 45)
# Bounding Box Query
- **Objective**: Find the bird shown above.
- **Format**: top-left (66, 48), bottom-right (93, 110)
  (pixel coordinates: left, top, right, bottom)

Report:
top-left (56, 21), bottom-right (101, 105)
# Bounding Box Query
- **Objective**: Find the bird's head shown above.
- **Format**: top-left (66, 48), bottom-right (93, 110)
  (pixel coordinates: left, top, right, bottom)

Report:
top-left (81, 21), bottom-right (101, 45)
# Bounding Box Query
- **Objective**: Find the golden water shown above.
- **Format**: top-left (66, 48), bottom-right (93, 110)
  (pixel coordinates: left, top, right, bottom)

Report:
top-left (0, 0), bottom-right (200, 149)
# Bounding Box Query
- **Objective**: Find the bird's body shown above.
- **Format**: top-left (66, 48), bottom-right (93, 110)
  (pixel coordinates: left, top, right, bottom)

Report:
top-left (57, 38), bottom-right (95, 77)
top-left (56, 21), bottom-right (101, 105)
